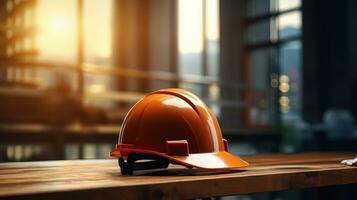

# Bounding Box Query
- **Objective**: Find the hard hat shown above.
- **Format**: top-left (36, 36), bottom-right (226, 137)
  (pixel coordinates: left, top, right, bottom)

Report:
top-left (110, 88), bottom-right (249, 174)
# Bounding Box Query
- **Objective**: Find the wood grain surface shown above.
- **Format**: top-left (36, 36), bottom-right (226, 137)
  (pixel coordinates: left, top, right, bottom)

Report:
top-left (1, 152), bottom-right (357, 199)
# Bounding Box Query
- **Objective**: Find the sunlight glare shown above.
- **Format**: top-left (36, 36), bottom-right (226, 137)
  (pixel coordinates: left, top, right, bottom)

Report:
top-left (36, 0), bottom-right (112, 63)
top-left (178, 0), bottom-right (203, 54)
top-left (52, 15), bottom-right (70, 34)
top-left (37, 0), bottom-right (77, 62)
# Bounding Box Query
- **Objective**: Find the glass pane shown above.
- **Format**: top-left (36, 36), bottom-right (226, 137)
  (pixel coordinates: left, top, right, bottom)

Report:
top-left (246, 0), bottom-right (272, 18)
top-left (83, 0), bottom-right (115, 109)
top-left (178, 0), bottom-right (203, 75)
top-left (279, 0), bottom-right (301, 11)
top-left (279, 41), bottom-right (302, 121)
top-left (206, 0), bottom-right (220, 77)
top-left (249, 48), bottom-right (273, 125)
top-left (246, 19), bottom-right (274, 44)
top-left (178, 0), bottom-right (204, 95)
top-left (84, 0), bottom-right (113, 65)
top-left (278, 11), bottom-right (301, 39)
top-left (37, 0), bottom-right (77, 63)
top-left (250, 49), bottom-right (271, 90)
top-left (205, 0), bottom-right (221, 117)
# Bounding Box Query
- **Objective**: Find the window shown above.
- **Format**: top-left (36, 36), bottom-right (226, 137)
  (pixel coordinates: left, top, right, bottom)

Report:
top-left (0, 0), bottom-right (37, 87)
top-left (0, 0), bottom-right (115, 161)
top-left (178, 0), bottom-right (220, 116)
top-left (244, 0), bottom-right (302, 126)
top-left (35, 0), bottom-right (115, 108)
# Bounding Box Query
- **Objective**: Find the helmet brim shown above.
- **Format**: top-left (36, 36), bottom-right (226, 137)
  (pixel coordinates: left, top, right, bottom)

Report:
top-left (111, 147), bottom-right (249, 170)
top-left (169, 151), bottom-right (249, 170)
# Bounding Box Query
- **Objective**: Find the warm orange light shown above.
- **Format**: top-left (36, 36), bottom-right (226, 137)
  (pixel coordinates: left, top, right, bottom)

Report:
top-left (36, 0), bottom-right (113, 62)
top-left (178, 0), bottom-right (204, 54)
top-left (37, 0), bottom-right (77, 61)
top-left (51, 14), bottom-right (71, 33)
top-left (178, 0), bottom-right (219, 54)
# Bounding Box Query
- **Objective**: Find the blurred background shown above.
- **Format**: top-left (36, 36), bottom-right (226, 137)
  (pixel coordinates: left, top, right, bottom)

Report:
top-left (0, 0), bottom-right (357, 198)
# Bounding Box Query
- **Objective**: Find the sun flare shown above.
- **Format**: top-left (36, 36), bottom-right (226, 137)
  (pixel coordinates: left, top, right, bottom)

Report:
top-left (51, 15), bottom-right (71, 34)
top-left (36, 0), bottom-right (112, 62)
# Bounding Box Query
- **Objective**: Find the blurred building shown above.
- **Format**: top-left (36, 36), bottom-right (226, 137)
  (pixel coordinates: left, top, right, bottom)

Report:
top-left (0, 0), bottom-right (356, 165)
top-left (1, 0), bottom-right (357, 199)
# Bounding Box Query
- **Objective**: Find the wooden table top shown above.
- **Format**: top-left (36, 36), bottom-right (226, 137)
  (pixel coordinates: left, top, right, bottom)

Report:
top-left (1, 152), bottom-right (357, 199)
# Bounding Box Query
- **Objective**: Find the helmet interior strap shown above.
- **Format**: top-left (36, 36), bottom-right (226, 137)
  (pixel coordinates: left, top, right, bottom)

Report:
top-left (119, 153), bottom-right (170, 175)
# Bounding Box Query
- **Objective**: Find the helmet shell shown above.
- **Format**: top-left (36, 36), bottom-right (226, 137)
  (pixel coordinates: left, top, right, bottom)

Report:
top-left (118, 88), bottom-right (224, 154)
top-left (111, 88), bottom-right (249, 171)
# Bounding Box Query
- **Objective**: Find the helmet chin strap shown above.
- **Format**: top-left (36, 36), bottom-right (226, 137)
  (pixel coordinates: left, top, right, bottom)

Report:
top-left (119, 153), bottom-right (171, 175)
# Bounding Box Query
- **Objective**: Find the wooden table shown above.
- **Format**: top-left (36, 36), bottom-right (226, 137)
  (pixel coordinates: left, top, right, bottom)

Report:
top-left (1, 153), bottom-right (357, 199)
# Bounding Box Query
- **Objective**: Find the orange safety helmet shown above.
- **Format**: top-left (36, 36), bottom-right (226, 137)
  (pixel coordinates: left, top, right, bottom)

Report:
top-left (110, 88), bottom-right (249, 174)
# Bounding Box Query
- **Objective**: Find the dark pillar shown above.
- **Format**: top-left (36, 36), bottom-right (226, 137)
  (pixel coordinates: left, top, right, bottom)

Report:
top-left (220, 0), bottom-right (245, 129)
top-left (302, 0), bottom-right (357, 123)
